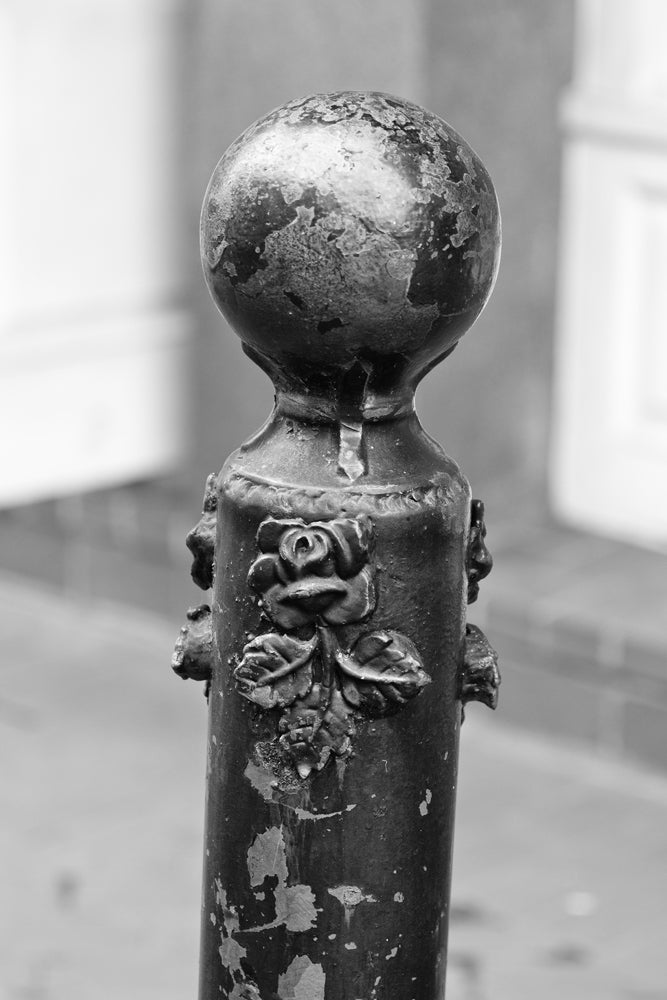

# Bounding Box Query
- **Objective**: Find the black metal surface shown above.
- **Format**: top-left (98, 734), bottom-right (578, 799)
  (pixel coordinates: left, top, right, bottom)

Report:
top-left (174, 91), bottom-right (501, 1000)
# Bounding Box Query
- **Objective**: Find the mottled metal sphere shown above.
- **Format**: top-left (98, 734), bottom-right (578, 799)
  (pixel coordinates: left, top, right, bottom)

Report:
top-left (201, 92), bottom-right (500, 386)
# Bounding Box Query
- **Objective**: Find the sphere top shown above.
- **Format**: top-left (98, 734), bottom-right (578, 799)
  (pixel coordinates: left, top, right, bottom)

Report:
top-left (201, 91), bottom-right (500, 410)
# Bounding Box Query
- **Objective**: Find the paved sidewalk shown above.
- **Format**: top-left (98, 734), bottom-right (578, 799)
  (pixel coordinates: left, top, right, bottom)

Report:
top-left (0, 574), bottom-right (665, 999)
top-left (450, 714), bottom-right (667, 999)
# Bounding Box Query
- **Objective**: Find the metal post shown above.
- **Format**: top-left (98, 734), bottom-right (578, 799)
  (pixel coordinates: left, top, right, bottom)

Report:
top-left (173, 91), bottom-right (501, 1000)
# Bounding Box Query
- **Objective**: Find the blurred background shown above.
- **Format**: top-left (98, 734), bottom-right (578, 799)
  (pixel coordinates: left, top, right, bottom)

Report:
top-left (1, 1), bottom-right (667, 997)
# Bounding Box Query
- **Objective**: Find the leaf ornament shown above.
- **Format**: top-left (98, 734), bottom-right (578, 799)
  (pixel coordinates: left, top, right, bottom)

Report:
top-left (234, 633), bottom-right (318, 711)
top-left (460, 624), bottom-right (500, 712)
top-left (279, 686), bottom-right (356, 778)
top-left (337, 631), bottom-right (431, 717)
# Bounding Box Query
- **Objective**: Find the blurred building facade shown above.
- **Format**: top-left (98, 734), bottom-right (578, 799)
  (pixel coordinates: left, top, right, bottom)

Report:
top-left (0, 0), bottom-right (190, 506)
top-left (2, 0), bottom-right (667, 772)
top-left (552, 0), bottom-right (667, 550)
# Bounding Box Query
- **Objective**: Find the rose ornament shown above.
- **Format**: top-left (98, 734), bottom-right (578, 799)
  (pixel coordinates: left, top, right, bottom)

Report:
top-left (234, 515), bottom-right (431, 778)
top-left (248, 516), bottom-right (376, 629)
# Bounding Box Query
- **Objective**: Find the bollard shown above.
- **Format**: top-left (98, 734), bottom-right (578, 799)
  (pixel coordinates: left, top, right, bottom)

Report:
top-left (173, 92), bottom-right (501, 1000)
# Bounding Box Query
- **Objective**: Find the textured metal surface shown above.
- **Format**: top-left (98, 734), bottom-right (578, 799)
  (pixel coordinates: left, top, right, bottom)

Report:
top-left (201, 91), bottom-right (500, 416)
top-left (176, 91), bottom-right (501, 1000)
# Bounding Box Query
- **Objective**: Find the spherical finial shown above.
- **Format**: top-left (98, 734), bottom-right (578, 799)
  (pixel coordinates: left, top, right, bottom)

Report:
top-left (201, 92), bottom-right (500, 397)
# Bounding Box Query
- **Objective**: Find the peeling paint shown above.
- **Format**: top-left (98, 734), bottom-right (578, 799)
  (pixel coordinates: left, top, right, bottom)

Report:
top-left (203, 93), bottom-right (499, 378)
top-left (246, 826), bottom-right (318, 933)
top-left (244, 759), bottom-right (277, 801)
top-left (244, 759), bottom-right (356, 820)
top-left (294, 803), bottom-right (357, 821)
top-left (230, 983), bottom-right (262, 1000)
top-left (279, 884), bottom-right (318, 933)
top-left (419, 788), bottom-right (432, 816)
top-left (247, 827), bottom-right (289, 886)
top-left (328, 884), bottom-right (377, 929)
top-left (278, 955), bottom-right (326, 1000)
top-left (214, 881), bottom-right (247, 975)
top-left (328, 885), bottom-right (378, 908)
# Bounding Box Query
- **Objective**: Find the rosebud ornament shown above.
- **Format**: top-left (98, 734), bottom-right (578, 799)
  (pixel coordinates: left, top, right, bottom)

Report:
top-left (173, 92), bottom-right (501, 1000)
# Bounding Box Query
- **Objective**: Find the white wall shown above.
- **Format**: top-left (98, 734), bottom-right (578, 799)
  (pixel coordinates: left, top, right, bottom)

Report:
top-left (0, 0), bottom-right (189, 505)
top-left (552, 0), bottom-right (667, 550)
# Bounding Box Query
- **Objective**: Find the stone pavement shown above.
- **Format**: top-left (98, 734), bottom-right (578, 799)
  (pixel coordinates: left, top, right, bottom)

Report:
top-left (0, 574), bottom-right (665, 999)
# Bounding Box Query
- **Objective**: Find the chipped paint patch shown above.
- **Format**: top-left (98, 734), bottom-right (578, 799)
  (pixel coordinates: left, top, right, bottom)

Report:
top-left (294, 803), bottom-right (357, 821)
top-left (344, 942), bottom-right (357, 950)
top-left (244, 759), bottom-right (276, 802)
top-left (244, 759), bottom-right (356, 821)
top-left (328, 885), bottom-right (378, 908)
top-left (247, 826), bottom-right (317, 933)
top-left (385, 946), bottom-right (399, 960)
top-left (278, 884), bottom-right (318, 933)
top-left (230, 983), bottom-right (261, 1000)
top-left (278, 955), bottom-right (326, 1000)
top-left (328, 884), bottom-right (378, 929)
top-left (247, 827), bottom-right (288, 886)
top-left (393, 891), bottom-right (404, 903)
top-left (214, 881), bottom-right (247, 975)
top-left (419, 788), bottom-right (432, 816)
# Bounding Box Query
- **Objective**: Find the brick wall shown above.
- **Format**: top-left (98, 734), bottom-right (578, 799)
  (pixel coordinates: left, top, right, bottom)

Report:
top-left (0, 479), bottom-right (201, 622)
top-left (474, 502), bottom-right (667, 774)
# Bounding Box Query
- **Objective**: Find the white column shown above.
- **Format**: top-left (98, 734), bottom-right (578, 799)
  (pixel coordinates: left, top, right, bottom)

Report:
top-left (551, 0), bottom-right (667, 549)
top-left (0, 0), bottom-right (189, 505)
